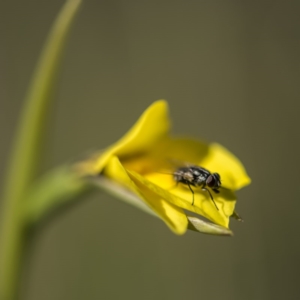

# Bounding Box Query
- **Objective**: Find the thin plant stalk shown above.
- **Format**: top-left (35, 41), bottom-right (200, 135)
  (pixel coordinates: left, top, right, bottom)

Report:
top-left (0, 1), bottom-right (82, 299)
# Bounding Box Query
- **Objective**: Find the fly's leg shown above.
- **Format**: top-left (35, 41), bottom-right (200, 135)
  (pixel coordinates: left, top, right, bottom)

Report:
top-left (187, 183), bottom-right (195, 205)
top-left (202, 185), bottom-right (219, 211)
top-left (201, 184), bottom-right (212, 199)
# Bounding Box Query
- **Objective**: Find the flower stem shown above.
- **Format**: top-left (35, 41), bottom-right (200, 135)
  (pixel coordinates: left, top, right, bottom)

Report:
top-left (0, 1), bottom-right (82, 299)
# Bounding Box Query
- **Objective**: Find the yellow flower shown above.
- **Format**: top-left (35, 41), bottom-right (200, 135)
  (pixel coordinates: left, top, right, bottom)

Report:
top-left (79, 100), bottom-right (250, 235)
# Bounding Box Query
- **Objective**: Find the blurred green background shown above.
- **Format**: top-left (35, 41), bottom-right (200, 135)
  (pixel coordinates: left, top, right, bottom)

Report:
top-left (1, 1), bottom-right (300, 299)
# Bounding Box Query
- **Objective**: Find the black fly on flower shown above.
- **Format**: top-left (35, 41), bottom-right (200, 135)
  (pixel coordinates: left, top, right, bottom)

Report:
top-left (173, 165), bottom-right (221, 210)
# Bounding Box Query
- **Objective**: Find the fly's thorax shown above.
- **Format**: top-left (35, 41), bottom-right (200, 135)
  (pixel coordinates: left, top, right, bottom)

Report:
top-left (193, 174), bottom-right (207, 186)
top-left (187, 167), bottom-right (207, 186)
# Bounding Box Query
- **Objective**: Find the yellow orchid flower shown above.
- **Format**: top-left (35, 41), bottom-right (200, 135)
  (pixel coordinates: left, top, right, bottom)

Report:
top-left (78, 100), bottom-right (250, 235)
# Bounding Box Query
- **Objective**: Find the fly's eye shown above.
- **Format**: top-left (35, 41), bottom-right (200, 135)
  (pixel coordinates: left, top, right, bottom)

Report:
top-left (206, 175), bottom-right (216, 187)
top-left (207, 173), bottom-right (221, 188)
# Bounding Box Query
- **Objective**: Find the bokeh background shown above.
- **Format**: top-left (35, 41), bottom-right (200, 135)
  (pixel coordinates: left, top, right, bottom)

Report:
top-left (1, 1), bottom-right (300, 299)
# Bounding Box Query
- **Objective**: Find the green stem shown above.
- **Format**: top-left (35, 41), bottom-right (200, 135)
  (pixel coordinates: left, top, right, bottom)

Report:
top-left (0, 1), bottom-right (82, 299)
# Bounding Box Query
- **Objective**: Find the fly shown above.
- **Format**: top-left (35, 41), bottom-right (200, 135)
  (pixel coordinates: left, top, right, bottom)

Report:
top-left (173, 166), bottom-right (221, 210)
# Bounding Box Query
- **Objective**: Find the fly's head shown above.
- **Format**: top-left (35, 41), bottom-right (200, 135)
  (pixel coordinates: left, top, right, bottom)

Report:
top-left (206, 173), bottom-right (221, 190)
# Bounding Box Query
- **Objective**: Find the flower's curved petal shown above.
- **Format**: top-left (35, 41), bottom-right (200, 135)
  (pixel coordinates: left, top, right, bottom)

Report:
top-left (128, 170), bottom-right (236, 228)
top-left (150, 137), bottom-right (210, 165)
top-left (104, 156), bottom-right (188, 234)
top-left (200, 143), bottom-right (251, 190)
top-left (93, 100), bottom-right (170, 173)
top-left (131, 177), bottom-right (188, 235)
top-left (187, 216), bottom-right (233, 236)
top-left (137, 137), bottom-right (250, 191)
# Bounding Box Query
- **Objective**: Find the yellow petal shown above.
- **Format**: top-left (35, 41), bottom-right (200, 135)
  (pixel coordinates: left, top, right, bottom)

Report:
top-left (200, 143), bottom-right (251, 190)
top-left (93, 100), bottom-right (170, 173)
top-left (131, 137), bottom-right (250, 191)
top-left (128, 170), bottom-right (235, 228)
top-left (131, 177), bottom-right (188, 235)
top-left (104, 156), bottom-right (188, 235)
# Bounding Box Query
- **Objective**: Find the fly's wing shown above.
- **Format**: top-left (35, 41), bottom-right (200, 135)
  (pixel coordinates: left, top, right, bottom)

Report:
top-left (153, 158), bottom-right (188, 175)
top-left (157, 158), bottom-right (217, 186)
top-left (166, 158), bottom-right (201, 169)
top-left (165, 158), bottom-right (213, 176)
